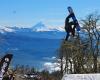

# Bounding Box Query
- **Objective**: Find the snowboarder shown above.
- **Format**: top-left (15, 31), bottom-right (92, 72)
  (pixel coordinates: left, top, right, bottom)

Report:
top-left (65, 6), bottom-right (80, 41)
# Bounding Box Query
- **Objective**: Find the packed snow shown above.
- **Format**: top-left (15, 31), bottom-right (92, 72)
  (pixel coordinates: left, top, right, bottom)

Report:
top-left (62, 74), bottom-right (100, 80)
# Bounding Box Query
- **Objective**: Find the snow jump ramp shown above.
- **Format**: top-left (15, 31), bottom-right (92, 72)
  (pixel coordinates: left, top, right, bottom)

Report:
top-left (62, 74), bottom-right (100, 80)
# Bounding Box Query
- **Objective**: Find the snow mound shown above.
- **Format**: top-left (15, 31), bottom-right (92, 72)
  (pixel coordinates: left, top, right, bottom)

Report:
top-left (62, 74), bottom-right (100, 80)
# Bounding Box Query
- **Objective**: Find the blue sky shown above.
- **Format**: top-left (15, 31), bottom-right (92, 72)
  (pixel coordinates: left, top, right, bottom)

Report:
top-left (0, 0), bottom-right (100, 27)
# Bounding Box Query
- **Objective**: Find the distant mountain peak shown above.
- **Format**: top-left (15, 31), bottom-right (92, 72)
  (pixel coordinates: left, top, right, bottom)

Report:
top-left (32, 22), bottom-right (51, 31)
top-left (32, 22), bottom-right (64, 32)
top-left (34, 22), bottom-right (46, 27)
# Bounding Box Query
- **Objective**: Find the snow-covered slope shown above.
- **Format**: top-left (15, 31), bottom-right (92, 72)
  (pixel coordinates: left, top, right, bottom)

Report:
top-left (62, 74), bottom-right (100, 80)
top-left (0, 26), bottom-right (15, 33)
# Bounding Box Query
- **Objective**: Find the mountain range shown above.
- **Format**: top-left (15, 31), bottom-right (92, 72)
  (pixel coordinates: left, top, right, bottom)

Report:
top-left (0, 22), bottom-right (64, 33)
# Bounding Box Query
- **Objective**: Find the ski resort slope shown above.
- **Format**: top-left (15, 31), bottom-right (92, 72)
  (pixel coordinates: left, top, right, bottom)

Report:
top-left (62, 74), bottom-right (100, 80)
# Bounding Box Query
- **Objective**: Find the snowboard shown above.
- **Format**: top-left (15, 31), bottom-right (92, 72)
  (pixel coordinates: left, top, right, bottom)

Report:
top-left (68, 6), bottom-right (81, 31)
top-left (0, 54), bottom-right (13, 80)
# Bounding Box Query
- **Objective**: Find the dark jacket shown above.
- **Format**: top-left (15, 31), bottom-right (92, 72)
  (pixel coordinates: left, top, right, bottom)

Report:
top-left (65, 13), bottom-right (78, 32)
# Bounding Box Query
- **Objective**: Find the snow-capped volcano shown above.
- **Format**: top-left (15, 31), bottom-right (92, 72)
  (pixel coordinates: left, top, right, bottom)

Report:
top-left (32, 22), bottom-right (50, 31)
top-left (32, 22), bottom-right (64, 32)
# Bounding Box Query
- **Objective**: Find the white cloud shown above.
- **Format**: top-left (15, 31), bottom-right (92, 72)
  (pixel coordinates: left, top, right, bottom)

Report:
top-left (52, 56), bottom-right (56, 60)
top-left (43, 56), bottom-right (57, 61)
top-left (43, 62), bottom-right (60, 73)
top-left (43, 56), bottom-right (61, 73)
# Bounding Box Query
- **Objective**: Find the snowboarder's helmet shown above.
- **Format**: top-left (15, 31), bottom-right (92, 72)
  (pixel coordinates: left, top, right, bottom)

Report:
top-left (67, 6), bottom-right (73, 13)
